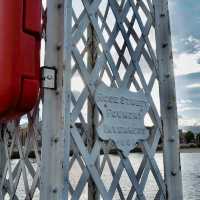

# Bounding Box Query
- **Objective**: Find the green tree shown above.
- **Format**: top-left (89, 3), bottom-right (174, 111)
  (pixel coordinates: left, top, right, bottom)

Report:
top-left (185, 131), bottom-right (195, 143)
top-left (196, 133), bottom-right (200, 146)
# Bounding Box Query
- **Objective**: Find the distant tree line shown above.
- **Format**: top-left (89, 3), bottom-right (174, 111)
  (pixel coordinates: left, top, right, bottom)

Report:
top-left (179, 130), bottom-right (200, 146)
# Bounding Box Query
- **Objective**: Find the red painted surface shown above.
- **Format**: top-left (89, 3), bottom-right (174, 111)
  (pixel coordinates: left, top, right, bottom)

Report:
top-left (0, 0), bottom-right (41, 121)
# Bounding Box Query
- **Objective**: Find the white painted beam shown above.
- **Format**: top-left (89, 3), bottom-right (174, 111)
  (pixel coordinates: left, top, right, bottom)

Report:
top-left (154, 0), bottom-right (183, 199)
top-left (40, 0), bottom-right (71, 199)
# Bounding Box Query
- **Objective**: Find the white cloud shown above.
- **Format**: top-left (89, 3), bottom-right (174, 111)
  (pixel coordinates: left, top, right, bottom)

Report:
top-left (177, 98), bottom-right (200, 126)
top-left (177, 99), bottom-right (193, 112)
top-left (173, 51), bottom-right (200, 76)
top-left (179, 116), bottom-right (200, 127)
top-left (178, 107), bottom-right (200, 112)
top-left (179, 99), bottom-right (192, 104)
top-left (187, 36), bottom-right (200, 51)
top-left (186, 83), bottom-right (200, 89)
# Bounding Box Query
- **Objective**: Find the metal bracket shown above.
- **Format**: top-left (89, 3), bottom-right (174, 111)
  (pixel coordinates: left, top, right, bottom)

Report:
top-left (41, 66), bottom-right (57, 90)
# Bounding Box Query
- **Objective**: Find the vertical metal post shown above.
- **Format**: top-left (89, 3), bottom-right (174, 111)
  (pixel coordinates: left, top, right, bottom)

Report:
top-left (0, 124), bottom-right (6, 198)
top-left (40, 0), bottom-right (70, 199)
top-left (87, 6), bottom-right (100, 200)
top-left (63, 0), bottom-right (72, 198)
top-left (154, 0), bottom-right (183, 199)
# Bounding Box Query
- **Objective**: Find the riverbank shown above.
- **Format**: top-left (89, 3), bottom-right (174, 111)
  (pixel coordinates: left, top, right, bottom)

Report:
top-left (180, 147), bottom-right (200, 153)
top-left (10, 145), bottom-right (200, 159)
top-left (157, 144), bottom-right (200, 153)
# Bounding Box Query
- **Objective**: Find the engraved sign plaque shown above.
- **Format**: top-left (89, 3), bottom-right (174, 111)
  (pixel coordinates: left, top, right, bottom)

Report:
top-left (95, 83), bottom-right (149, 156)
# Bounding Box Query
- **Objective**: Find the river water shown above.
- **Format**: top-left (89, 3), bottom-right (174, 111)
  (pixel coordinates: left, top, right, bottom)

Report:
top-left (10, 152), bottom-right (200, 200)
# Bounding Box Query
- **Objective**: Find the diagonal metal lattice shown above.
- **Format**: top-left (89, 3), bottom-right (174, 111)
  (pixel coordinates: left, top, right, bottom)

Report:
top-left (0, 104), bottom-right (41, 200)
top-left (0, 0), bottom-right (182, 199)
top-left (68, 0), bottom-right (166, 199)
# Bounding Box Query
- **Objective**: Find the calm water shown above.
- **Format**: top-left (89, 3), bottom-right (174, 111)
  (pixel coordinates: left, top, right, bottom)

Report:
top-left (10, 152), bottom-right (200, 199)
top-left (181, 153), bottom-right (200, 200)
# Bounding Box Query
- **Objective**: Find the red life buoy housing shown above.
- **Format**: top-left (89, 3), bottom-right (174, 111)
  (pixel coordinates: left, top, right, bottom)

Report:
top-left (0, 0), bottom-right (41, 121)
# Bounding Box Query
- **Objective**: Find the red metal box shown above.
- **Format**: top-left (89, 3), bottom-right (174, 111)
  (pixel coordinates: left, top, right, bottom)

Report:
top-left (0, 0), bottom-right (41, 121)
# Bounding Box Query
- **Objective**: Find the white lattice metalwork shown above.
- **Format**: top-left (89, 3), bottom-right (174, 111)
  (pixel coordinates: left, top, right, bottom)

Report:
top-left (0, 0), bottom-right (182, 199)
top-left (66, 0), bottom-right (166, 199)
top-left (0, 104), bottom-right (41, 199)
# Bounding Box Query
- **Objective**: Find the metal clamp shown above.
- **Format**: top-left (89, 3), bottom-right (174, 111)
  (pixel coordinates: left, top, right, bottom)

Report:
top-left (41, 66), bottom-right (57, 90)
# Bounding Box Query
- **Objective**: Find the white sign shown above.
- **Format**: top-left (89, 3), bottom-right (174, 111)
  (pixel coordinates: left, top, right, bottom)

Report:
top-left (95, 83), bottom-right (149, 156)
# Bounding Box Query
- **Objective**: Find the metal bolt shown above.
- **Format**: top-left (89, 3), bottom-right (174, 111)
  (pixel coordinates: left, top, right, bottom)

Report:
top-left (57, 3), bottom-right (62, 9)
top-left (160, 13), bottom-right (165, 17)
top-left (171, 171), bottom-right (176, 176)
top-left (54, 137), bottom-right (59, 143)
top-left (119, 20), bottom-right (123, 25)
top-left (56, 44), bottom-right (61, 51)
top-left (165, 74), bottom-right (170, 78)
top-left (162, 43), bottom-right (168, 48)
top-left (52, 187), bottom-right (57, 193)
top-left (167, 103), bottom-right (173, 110)
top-left (169, 136), bottom-right (175, 142)
top-left (55, 88), bottom-right (60, 95)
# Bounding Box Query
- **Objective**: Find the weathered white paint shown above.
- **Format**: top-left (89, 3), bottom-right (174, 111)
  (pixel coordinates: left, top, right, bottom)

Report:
top-left (153, 0), bottom-right (183, 199)
top-left (0, 0), bottom-right (183, 199)
top-left (95, 83), bottom-right (149, 156)
top-left (87, 8), bottom-right (100, 200)
top-left (40, 0), bottom-right (70, 199)
top-left (0, 125), bottom-right (6, 199)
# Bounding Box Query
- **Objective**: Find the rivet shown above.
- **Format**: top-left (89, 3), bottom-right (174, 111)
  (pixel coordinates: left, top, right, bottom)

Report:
top-left (162, 43), bottom-right (168, 48)
top-left (171, 171), bottom-right (176, 176)
top-left (57, 3), bottom-right (62, 9)
top-left (55, 89), bottom-right (60, 95)
top-left (54, 137), bottom-right (58, 143)
top-left (167, 103), bottom-right (173, 110)
top-left (169, 137), bottom-right (175, 142)
top-left (119, 20), bottom-right (123, 25)
top-left (165, 74), bottom-right (170, 78)
top-left (56, 44), bottom-right (61, 51)
top-left (52, 187), bottom-right (57, 193)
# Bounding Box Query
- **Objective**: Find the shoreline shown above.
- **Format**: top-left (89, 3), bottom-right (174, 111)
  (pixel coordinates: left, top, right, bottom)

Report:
top-left (180, 147), bottom-right (200, 153)
top-left (10, 146), bottom-right (200, 159)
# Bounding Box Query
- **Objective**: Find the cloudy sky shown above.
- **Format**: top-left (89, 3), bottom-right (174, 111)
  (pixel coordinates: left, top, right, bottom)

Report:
top-left (168, 0), bottom-right (200, 127)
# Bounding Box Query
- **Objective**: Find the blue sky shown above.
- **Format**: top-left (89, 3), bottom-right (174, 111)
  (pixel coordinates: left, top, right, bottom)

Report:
top-left (168, 0), bottom-right (200, 127)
